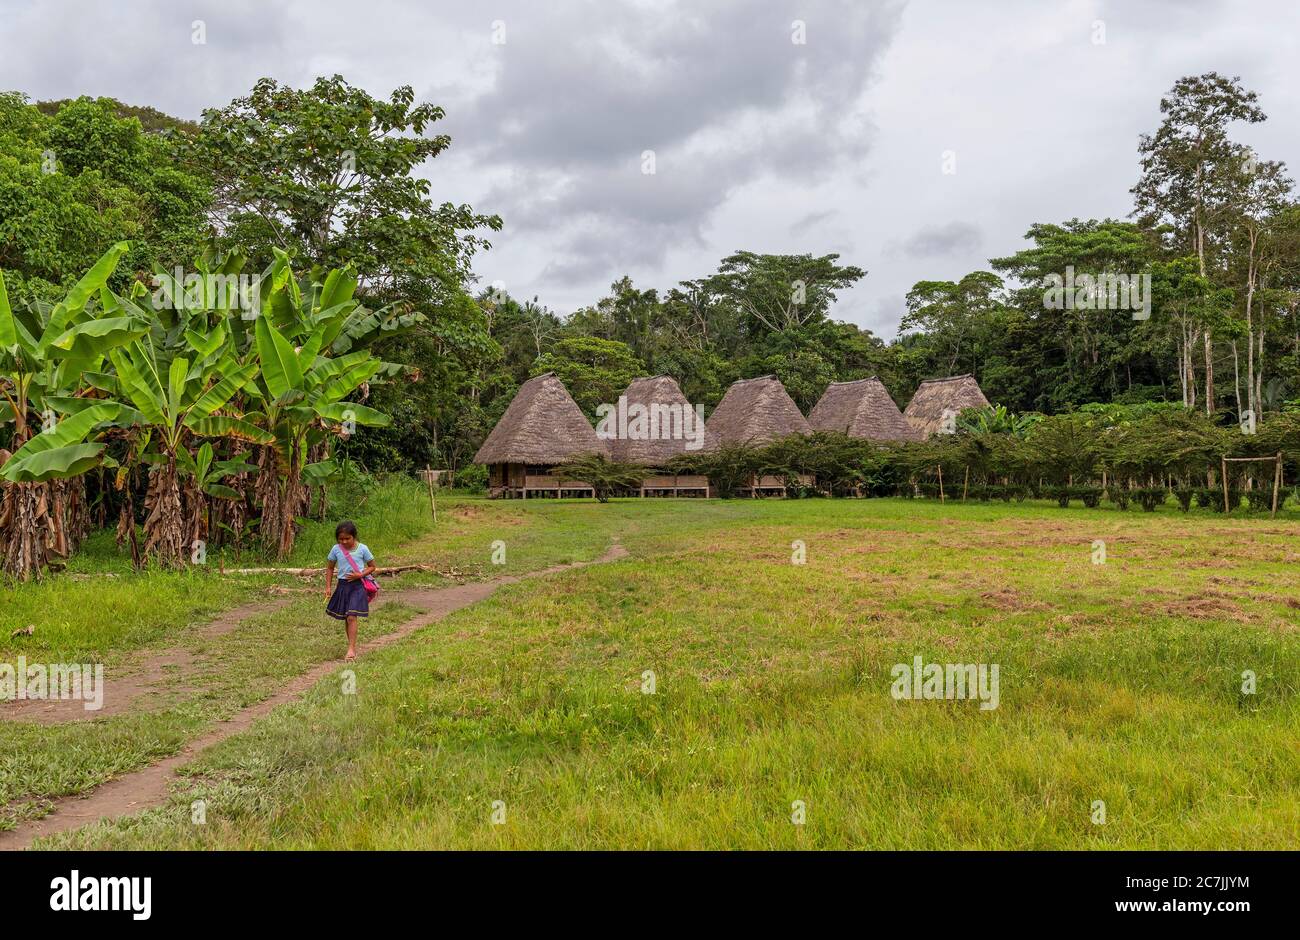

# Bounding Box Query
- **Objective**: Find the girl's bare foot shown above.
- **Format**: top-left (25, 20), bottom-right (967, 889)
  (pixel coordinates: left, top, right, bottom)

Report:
top-left (344, 649), bottom-right (357, 662)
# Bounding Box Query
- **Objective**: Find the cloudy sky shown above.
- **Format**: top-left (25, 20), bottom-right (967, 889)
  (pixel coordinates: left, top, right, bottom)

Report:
top-left (3, 0), bottom-right (1298, 337)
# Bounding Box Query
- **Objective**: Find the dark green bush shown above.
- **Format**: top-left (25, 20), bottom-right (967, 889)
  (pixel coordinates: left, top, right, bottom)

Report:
top-left (1174, 488), bottom-right (1194, 512)
top-left (1137, 487), bottom-right (1165, 512)
top-left (1075, 486), bottom-right (1103, 508)
top-left (1246, 488), bottom-right (1273, 513)
top-left (1108, 488), bottom-right (1131, 511)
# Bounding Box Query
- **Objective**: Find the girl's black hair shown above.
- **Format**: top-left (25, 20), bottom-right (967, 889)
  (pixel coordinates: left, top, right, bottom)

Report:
top-left (335, 520), bottom-right (358, 539)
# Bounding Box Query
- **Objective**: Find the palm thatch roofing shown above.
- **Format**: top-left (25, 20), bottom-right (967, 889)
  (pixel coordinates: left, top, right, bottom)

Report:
top-left (705, 375), bottom-right (811, 445)
top-left (473, 372), bottom-right (610, 464)
top-left (902, 374), bottom-right (991, 439)
top-left (808, 377), bottom-right (920, 442)
top-left (607, 375), bottom-right (719, 465)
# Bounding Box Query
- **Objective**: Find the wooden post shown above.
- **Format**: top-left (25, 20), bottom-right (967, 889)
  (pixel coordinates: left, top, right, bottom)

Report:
top-left (424, 466), bottom-right (437, 524)
top-left (1221, 456), bottom-right (1230, 513)
top-left (1273, 452), bottom-right (1283, 518)
top-left (937, 465), bottom-right (945, 502)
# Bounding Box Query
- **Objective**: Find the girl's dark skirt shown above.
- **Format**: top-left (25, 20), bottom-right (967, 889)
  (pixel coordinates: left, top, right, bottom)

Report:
top-left (327, 578), bottom-right (370, 620)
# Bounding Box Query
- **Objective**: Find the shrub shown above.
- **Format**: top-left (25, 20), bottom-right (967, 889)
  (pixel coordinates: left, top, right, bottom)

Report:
top-left (452, 463), bottom-right (488, 493)
top-left (1174, 487), bottom-right (1194, 512)
top-left (1048, 485), bottom-right (1070, 508)
top-left (553, 454), bottom-right (647, 503)
top-left (1136, 487), bottom-right (1165, 512)
top-left (1108, 488), bottom-right (1131, 511)
top-left (1075, 486), bottom-right (1103, 508)
top-left (1246, 488), bottom-right (1273, 513)
top-left (1195, 488), bottom-right (1216, 509)
top-left (1208, 488), bottom-right (1242, 512)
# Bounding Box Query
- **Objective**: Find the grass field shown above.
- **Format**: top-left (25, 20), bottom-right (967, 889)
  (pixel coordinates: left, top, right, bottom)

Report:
top-left (4, 489), bottom-right (1300, 848)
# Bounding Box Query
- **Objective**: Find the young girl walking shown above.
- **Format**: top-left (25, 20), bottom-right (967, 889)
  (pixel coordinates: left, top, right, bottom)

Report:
top-left (324, 521), bottom-right (378, 661)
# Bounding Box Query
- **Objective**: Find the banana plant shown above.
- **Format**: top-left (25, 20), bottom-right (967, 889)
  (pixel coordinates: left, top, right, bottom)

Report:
top-left (249, 311), bottom-right (389, 557)
top-left (107, 334), bottom-right (273, 566)
top-left (0, 402), bottom-right (123, 578)
top-left (176, 442), bottom-right (257, 549)
top-left (0, 242), bottom-right (147, 579)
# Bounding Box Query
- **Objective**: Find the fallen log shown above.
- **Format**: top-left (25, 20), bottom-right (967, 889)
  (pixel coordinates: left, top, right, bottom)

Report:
top-left (220, 563), bottom-right (437, 577)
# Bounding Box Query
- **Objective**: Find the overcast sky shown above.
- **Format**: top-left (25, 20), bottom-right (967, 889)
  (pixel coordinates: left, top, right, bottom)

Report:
top-left (3, 0), bottom-right (1298, 338)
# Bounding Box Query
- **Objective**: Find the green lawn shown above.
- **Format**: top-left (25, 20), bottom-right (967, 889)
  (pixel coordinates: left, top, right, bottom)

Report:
top-left (6, 492), bottom-right (1300, 848)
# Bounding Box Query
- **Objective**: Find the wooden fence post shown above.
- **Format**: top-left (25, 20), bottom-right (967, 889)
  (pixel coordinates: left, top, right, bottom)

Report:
top-left (1273, 452), bottom-right (1283, 518)
top-left (1221, 456), bottom-right (1230, 514)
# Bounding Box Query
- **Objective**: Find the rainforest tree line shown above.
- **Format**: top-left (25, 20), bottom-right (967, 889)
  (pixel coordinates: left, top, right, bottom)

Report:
top-left (2, 70), bottom-right (1299, 572)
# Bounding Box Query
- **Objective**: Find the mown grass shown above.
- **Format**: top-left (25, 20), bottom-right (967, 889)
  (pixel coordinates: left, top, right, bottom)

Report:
top-left (30, 496), bottom-right (1300, 849)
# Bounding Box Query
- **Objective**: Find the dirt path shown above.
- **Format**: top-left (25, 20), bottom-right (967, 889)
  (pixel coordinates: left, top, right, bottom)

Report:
top-left (0, 541), bottom-right (627, 851)
top-left (0, 597), bottom-right (300, 724)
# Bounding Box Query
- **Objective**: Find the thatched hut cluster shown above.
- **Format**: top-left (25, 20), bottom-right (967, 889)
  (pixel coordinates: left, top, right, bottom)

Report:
top-left (902, 374), bottom-right (990, 439)
top-left (474, 370), bottom-right (989, 497)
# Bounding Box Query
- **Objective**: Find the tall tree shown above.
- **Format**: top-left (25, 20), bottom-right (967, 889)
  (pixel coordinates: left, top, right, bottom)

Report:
top-left (1132, 72), bottom-right (1267, 414)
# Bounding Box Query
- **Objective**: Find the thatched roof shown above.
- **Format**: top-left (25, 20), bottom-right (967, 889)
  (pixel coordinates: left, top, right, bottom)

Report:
top-left (606, 375), bottom-right (719, 466)
top-left (473, 373), bottom-right (610, 464)
top-left (902, 374), bottom-right (990, 439)
top-left (808, 377), bottom-right (920, 442)
top-left (705, 375), bottom-right (811, 445)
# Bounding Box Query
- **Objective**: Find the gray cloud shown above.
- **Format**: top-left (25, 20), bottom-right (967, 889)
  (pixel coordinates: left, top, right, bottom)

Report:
top-left (443, 0), bottom-right (905, 286)
top-left (889, 222), bottom-right (983, 260)
top-left (2, 0), bottom-right (1298, 337)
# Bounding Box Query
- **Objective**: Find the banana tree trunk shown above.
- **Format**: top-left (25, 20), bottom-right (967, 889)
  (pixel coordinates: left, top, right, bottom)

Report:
top-left (1, 480), bottom-right (52, 580)
top-left (116, 483), bottom-right (141, 570)
top-left (47, 477), bottom-right (71, 559)
top-left (256, 446), bottom-right (282, 556)
top-left (276, 459), bottom-right (307, 559)
top-left (143, 455), bottom-right (187, 567)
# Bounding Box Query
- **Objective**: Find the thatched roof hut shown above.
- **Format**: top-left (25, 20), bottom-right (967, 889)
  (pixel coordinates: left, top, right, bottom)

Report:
top-left (474, 372), bottom-right (610, 465)
top-left (808, 377), bottom-right (919, 442)
top-left (902, 374), bottom-right (990, 439)
top-left (705, 375), bottom-right (811, 445)
top-left (606, 375), bottom-right (718, 466)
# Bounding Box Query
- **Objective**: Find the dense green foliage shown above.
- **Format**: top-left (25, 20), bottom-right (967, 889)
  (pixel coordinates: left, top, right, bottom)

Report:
top-left (669, 403), bottom-right (1299, 512)
top-left (5, 70), bottom-right (1300, 488)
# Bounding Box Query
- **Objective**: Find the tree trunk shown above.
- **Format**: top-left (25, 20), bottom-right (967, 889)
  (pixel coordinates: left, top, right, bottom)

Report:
top-left (143, 455), bottom-right (187, 567)
top-left (1203, 329), bottom-right (1215, 415)
top-left (1, 481), bottom-right (51, 580)
top-left (116, 482), bottom-right (142, 571)
top-left (258, 443), bottom-right (306, 559)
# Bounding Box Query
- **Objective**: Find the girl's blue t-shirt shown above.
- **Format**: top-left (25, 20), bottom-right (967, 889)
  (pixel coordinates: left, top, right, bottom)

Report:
top-left (328, 542), bottom-right (374, 579)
